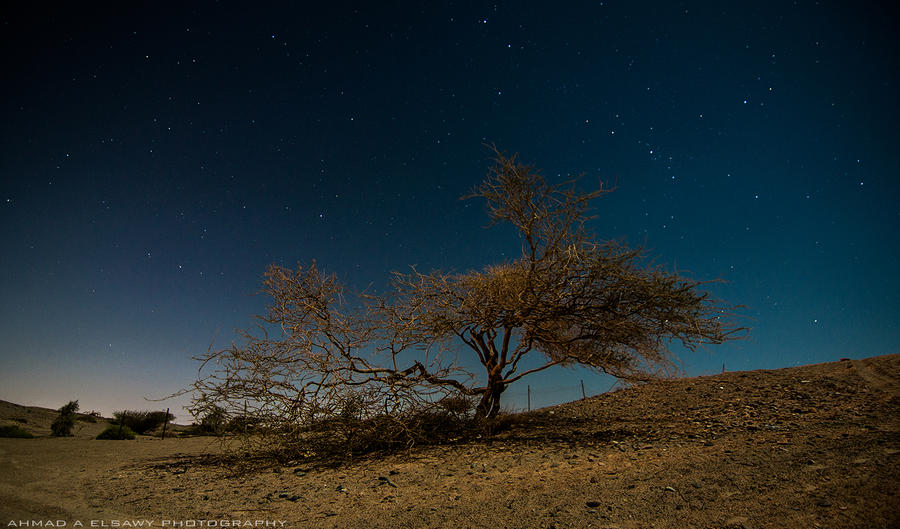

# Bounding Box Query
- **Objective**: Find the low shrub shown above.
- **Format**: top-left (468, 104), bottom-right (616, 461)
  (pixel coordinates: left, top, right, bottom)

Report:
top-left (96, 425), bottom-right (136, 440)
top-left (0, 425), bottom-right (34, 438)
top-left (290, 396), bottom-right (479, 459)
top-left (199, 406), bottom-right (226, 435)
top-left (51, 400), bottom-right (79, 437)
top-left (112, 410), bottom-right (173, 434)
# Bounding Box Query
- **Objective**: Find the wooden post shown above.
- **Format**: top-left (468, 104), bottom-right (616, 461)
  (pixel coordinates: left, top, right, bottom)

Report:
top-left (527, 385), bottom-right (531, 412)
top-left (581, 380), bottom-right (586, 400)
top-left (161, 408), bottom-right (169, 440)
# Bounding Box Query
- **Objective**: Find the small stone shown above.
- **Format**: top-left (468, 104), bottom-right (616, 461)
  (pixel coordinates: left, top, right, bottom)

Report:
top-left (691, 481), bottom-right (703, 489)
top-left (378, 476), bottom-right (398, 488)
top-left (586, 501), bottom-right (602, 508)
top-left (817, 499), bottom-right (832, 507)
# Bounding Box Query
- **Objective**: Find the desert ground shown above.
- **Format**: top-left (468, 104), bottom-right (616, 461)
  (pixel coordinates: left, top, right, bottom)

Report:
top-left (1, 354), bottom-right (897, 529)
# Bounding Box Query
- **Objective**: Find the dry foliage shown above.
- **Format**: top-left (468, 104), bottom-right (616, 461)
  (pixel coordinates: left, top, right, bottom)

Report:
top-left (186, 147), bottom-right (743, 459)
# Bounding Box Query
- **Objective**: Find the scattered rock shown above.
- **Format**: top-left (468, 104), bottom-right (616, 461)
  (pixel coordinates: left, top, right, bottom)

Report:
top-left (586, 500), bottom-right (602, 508)
top-left (377, 476), bottom-right (398, 488)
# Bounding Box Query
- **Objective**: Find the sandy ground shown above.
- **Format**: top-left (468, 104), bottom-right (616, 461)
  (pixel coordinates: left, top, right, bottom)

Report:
top-left (0, 437), bottom-right (220, 520)
top-left (2, 354), bottom-right (898, 528)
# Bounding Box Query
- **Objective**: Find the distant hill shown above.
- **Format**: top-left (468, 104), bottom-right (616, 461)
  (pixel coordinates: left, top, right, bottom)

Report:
top-left (0, 400), bottom-right (113, 438)
top-left (0, 400), bottom-right (197, 438)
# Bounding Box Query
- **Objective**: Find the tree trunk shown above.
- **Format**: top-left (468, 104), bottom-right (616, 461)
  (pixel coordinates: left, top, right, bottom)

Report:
top-left (475, 377), bottom-right (505, 419)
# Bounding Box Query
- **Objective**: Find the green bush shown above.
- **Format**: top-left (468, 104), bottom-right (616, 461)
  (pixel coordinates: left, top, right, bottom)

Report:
top-left (51, 400), bottom-right (79, 437)
top-left (96, 425), bottom-right (136, 440)
top-left (197, 406), bottom-right (226, 435)
top-left (0, 425), bottom-right (34, 438)
top-left (112, 410), bottom-right (173, 434)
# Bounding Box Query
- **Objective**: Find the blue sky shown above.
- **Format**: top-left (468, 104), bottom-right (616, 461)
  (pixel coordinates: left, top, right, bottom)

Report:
top-left (1, 2), bottom-right (897, 421)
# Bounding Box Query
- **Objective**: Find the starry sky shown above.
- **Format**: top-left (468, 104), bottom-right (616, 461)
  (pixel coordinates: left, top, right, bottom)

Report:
top-left (2, 2), bottom-right (898, 421)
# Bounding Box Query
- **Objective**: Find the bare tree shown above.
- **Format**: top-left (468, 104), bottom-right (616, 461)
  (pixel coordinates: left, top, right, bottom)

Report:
top-left (188, 147), bottom-right (743, 456)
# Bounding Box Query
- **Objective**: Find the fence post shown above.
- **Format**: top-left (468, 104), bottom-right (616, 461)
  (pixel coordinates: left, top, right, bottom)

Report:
top-left (527, 385), bottom-right (531, 412)
top-left (161, 408), bottom-right (169, 440)
top-left (581, 380), bottom-right (586, 400)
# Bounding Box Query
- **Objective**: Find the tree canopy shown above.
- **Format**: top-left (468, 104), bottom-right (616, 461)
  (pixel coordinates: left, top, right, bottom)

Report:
top-left (384, 149), bottom-right (743, 417)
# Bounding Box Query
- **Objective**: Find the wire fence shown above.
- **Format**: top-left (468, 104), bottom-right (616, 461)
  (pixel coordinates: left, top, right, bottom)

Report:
top-left (500, 378), bottom-right (623, 414)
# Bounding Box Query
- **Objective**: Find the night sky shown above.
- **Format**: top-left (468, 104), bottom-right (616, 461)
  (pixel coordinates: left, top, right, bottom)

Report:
top-left (2, 2), bottom-right (898, 421)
